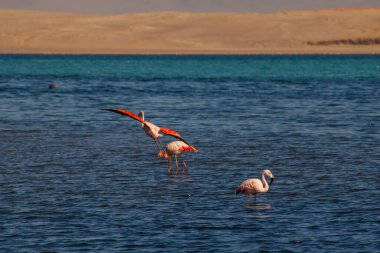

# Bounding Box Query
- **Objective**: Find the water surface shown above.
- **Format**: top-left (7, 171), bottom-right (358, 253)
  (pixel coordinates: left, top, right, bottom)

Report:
top-left (0, 55), bottom-right (379, 252)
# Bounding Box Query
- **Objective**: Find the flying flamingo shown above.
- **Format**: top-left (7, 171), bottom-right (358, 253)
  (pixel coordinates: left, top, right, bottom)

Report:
top-left (235, 169), bottom-right (275, 202)
top-left (164, 141), bottom-right (198, 174)
top-left (103, 108), bottom-right (191, 157)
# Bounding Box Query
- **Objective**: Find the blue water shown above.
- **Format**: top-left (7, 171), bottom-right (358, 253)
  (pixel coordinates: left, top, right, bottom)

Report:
top-left (0, 55), bottom-right (379, 252)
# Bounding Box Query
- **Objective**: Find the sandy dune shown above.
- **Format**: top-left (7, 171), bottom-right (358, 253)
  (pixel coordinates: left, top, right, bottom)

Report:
top-left (1, 8), bottom-right (380, 54)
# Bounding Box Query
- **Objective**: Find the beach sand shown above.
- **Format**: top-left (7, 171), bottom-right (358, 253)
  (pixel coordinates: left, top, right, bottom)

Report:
top-left (1, 8), bottom-right (380, 54)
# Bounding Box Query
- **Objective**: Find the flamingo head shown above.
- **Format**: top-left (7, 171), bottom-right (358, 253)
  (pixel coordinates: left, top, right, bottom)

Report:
top-left (264, 169), bottom-right (275, 184)
top-left (138, 111), bottom-right (144, 120)
top-left (162, 152), bottom-right (169, 159)
top-left (157, 150), bottom-right (165, 158)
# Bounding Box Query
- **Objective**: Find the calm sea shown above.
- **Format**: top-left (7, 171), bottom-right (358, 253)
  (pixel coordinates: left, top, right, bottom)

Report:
top-left (0, 55), bottom-right (379, 252)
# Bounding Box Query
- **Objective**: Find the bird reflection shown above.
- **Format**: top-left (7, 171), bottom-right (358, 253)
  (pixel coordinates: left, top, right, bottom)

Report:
top-left (244, 203), bottom-right (272, 210)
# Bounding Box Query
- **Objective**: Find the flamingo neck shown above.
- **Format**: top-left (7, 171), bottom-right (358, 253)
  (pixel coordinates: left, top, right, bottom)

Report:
top-left (139, 111), bottom-right (145, 127)
top-left (261, 173), bottom-right (269, 191)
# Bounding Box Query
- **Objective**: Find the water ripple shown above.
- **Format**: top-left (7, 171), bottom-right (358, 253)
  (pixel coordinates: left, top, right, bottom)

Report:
top-left (0, 55), bottom-right (379, 252)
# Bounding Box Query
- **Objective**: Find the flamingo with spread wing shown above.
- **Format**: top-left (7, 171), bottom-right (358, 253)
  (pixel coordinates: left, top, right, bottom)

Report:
top-left (103, 108), bottom-right (193, 157)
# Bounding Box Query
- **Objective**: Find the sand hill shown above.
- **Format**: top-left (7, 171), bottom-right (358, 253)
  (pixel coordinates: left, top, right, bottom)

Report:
top-left (1, 8), bottom-right (380, 54)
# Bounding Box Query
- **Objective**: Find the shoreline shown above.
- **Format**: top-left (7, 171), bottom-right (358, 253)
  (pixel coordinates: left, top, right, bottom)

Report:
top-left (2, 51), bottom-right (380, 55)
top-left (1, 8), bottom-right (380, 55)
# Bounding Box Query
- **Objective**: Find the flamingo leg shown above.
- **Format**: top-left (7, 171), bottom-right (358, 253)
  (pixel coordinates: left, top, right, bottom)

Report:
top-left (154, 139), bottom-right (164, 157)
top-left (168, 156), bottom-right (172, 174)
top-left (175, 156), bottom-right (179, 173)
top-left (181, 157), bottom-right (187, 173)
top-left (157, 138), bottom-right (165, 150)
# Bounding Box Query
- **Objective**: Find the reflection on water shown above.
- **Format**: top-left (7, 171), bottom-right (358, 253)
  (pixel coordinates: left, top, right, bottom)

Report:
top-left (243, 202), bottom-right (273, 213)
top-left (168, 171), bottom-right (190, 177)
top-left (249, 203), bottom-right (273, 210)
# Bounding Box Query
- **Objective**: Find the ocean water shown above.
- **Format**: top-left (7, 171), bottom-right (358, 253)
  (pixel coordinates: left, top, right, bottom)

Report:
top-left (0, 54), bottom-right (379, 252)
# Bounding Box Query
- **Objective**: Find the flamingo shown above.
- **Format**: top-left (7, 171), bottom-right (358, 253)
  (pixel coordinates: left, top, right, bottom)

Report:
top-left (235, 169), bottom-right (275, 202)
top-left (164, 141), bottom-right (198, 174)
top-left (103, 108), bottom-right (191, 157)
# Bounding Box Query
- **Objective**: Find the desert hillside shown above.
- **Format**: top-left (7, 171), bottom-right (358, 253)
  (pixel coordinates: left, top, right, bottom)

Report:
top-left (1, 8), bottom-right (380, 54)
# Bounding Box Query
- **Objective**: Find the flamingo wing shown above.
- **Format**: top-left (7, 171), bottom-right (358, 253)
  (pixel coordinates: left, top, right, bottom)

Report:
top-left (103, 108), bottom-right (144, 123)
top-left (160, 127), bottom-right (186, 141)
top-left (179, 144), bottom-right (198, 153)
top-left (160, 127), bottom-right (198, 152)
top-left (244, 179), bottom-right (263, 192)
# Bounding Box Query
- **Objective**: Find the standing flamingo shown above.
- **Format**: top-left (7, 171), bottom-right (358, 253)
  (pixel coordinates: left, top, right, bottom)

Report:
top-left (103, 108), bottom-right (191, 157)
top-left (235, 169), bottom-right (275, 202)
top-left (164, 141), bottom-right (198, 174)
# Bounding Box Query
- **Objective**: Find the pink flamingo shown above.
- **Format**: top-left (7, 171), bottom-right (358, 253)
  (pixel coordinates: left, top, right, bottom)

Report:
top-left (103, 108), bottom-right (191, 157)
top-left (235, 169), bottom-right (275, 202)
top-left (164, 141), bottom-right (198, 174)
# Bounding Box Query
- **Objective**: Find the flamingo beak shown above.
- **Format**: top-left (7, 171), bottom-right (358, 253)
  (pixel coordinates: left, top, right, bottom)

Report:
top-left (270, 177), bottom-right (274, 185)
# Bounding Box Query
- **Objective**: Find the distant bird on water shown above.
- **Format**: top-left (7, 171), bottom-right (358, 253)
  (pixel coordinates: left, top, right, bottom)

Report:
top-left (49, 82), bottom-right (57, 89)
top-left (103, 108), bottom-right (193, 157)
top-left (235, 169), bottom-right (275, 202)
top-left (164, 141), bottom-right (198, 174)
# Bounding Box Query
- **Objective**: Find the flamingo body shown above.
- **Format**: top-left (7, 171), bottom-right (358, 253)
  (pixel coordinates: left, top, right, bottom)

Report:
top-left (141, 120), bottom-right (162, 140)
top-left (165, 141), bottom-right (196, 156)
top-left (235, 169), bottom-right (275, 202)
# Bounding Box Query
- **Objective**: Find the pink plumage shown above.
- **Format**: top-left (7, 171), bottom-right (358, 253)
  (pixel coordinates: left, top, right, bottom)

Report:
top-left (103, 109), bottom-right (192, 158)
top-left (164, 141), bottom-right (198, 174)
top-left (235, 169), bottom-right (275, 202)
